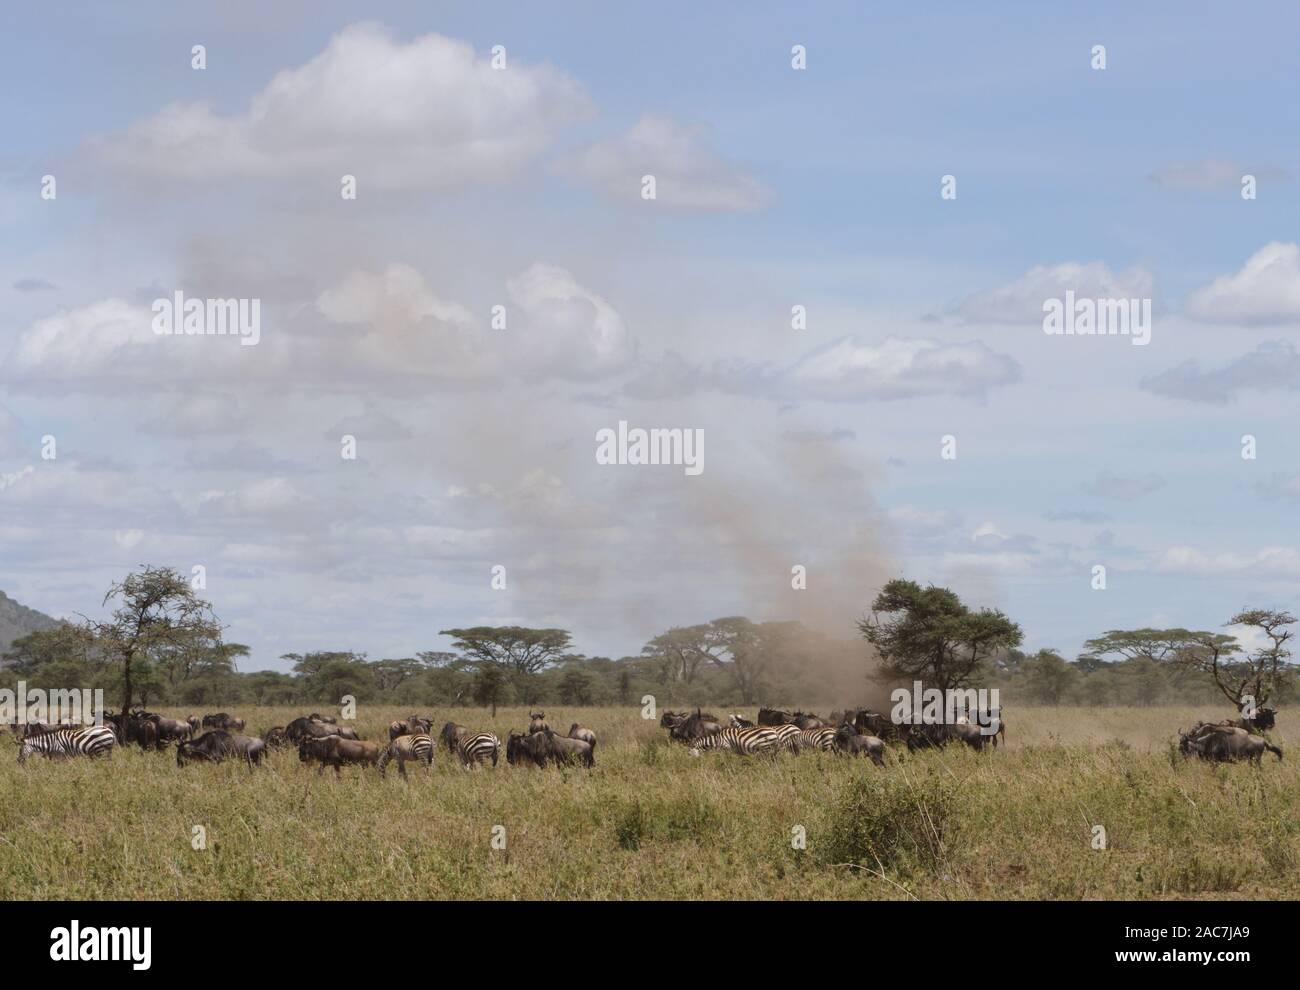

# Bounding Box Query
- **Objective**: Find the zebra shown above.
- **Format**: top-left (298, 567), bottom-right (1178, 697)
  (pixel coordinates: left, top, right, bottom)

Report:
top-left (768, 722), bottom-right (805, 753)
top-left (799, 726), bottom-right (837, 752)
top-left (17, 724), bottom-right (116, 763)
top-left (457, 732), bottom-right (500, 768)
top-left (687, 726), bottom-right (780, 756)
top-left (378, 733), bottom-right (433, 777)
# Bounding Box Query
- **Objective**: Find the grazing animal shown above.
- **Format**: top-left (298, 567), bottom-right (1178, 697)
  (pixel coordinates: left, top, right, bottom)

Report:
top-left (791, 711), bottom-right (825, 730)
top-left (833, 725), bottom-right (886, 765)
top-left (506, 731), bottom-right (541, 767)
top-left (507, 728), bottom-right (595, 768)
top-left (187, 715), bottom-right (202, 734)
top-left (568, 723), bottom-right (597, 747)
top-left (799, 726), bottom-right (837, 752)
top-left (136, 710), bottom-right (194, 745)
top-left (660, 710), bottom-right (688, 729)
top-left (757, 707), bottom-right (794, 726)
top-left (440, 721), bottom-right (470, 756)
top-left (767, 722), bottom-right (805, 752)
top-left (285, 716), bottom-right (357, 742)
top-left (669, 709), bottom-right (724, 742)
top-left (298, 735), bottom-right (380, 774)
top-left (263, 726), bottom-right (289, 750)
top-left (849, 708), bottom-right (900, 741)
top-left (687, 725), bottom-right (781, 756)
top-left (728, 714), bottom-right (755, 728)
top-left (528, 711), bottom-right (550, 735)
top-left (378, 734), bottom-right (433, 777)
top-left (1181, 727), bottom-right (1283, 765)
top-left (17, 725), bottom-right (116, 762)
top-left (202, 712), bottom-right (246, 732)
top-left (308, 713), bottom-right (337, 724)
top-left (904, 722), bottom-right (989, 752)
top-left (457, 732), bottom-right (500, 768)
top-left (388, 715), bottom-right (433, 741)
top-left (176, 730), bottom-right (265, 767)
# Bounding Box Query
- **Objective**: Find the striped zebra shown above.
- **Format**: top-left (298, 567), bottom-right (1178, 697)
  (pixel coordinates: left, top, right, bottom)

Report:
top-left (17, 724), bottom-right (116, 763)
top-left (762, 722), bottom-right (805, 752)
top-left (799, 727), bottom-right (837, 752)
top-left (688, 726), bottom-right (780, 756)
top-left (457, 732), bottom-right (500, 768)
top-left (378, 733), bottom-right (433, 777)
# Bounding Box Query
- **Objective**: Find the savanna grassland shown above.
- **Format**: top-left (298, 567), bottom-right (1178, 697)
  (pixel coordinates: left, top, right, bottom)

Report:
top-left (1, 706), bottom-right (1295, 901)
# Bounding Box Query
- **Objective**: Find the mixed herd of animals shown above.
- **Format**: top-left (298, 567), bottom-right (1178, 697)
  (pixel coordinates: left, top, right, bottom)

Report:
top-left (5, 703), bottom-right (1285, 771)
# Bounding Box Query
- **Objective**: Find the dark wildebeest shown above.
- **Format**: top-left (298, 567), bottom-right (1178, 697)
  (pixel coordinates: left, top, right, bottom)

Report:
top-left (388, 715), bottom-right (434, 741)
top-left (791, 711), bottom-right (825, 730)
top-left (378, 734), bottom-right (433, 777)
top-left (1233, 708), bottom-right (1278, 734)
top-left (757, 707), bottom-right (794, 726)
top-left (1181, 726), bottom-right (1283, 765)
top-left (176, 730), bottom-right (266, 767)
top-left (848, 708), bottom-right (902, 742)
top-left (121, 713), bottom-right (158, 750)
top-left (136, 710), bottom-right (193, 746)
top-left (669, 709), bottom-right (723, 742)
top-left (440, 721), bottom-right (470, 756)
top-left (568, 723), bottom-right (596, 747)
top-left (263, 726), bottom-right (289, 750)
top-left (308, 713), bottom-right (337, 724)
top-left (904, 721), bottom-right (990, 752)
top-left (833, 725), bottom-right (886, 765)
top-left (202, 712), bottom-right (246, 732)
top-left (508, 729), bottom-right (594, 768)
top-left (298, 735), bottom-right (380, 774)
top-left (285, 716), bottom-right (359, 743)
top-left (528, 711), bottom-right (550, 735)
top-left (659, 710), bottom-right (688, 729)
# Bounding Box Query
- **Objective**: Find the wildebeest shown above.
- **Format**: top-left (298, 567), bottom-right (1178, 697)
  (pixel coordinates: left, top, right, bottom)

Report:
top-left (135, 709), bottom-right (194, 746)
top-left (847, 708), bottom-right (900, 741)
top-left (202, 712), bottom-right (246, 732)
top-left (284, 716), bottom-right (360, 743)
top-left (568, 723), bottom-right (596, 747)
top-left (263, 726), bottom-right (289, 750)
top-left (1180, 724), bottom-right (1283, 765)
top-left (378, 734), bottom-right (433, 777)
top-left (388, 715), bottom-right (434, 740)
top-left (177, 730), bottom-right (266, 767)
top-left (308, 712), bottom-right (337, 724)
top-left (791, 711), bottom-right (825, 730)
top-left (298, 734), bottom-right (380, 774)
top-left (833, 725), bottom-right (886, 765)
top-left (528, 711), bottom-right (550, 735)
top-left (669, 709), bottom-right (724, 742)
top-left (187, 715), bottom-right (201, 735)
top-left (512, 728), bottom-right (594, 767)
top-left (660, 710), bottom-right (688, 729)
top-left (903, 721), bottom-right (990, 752)
top-left (757, 707), bottom-right (794, 726)
top-left (440, 721), bottom-right (470, 756)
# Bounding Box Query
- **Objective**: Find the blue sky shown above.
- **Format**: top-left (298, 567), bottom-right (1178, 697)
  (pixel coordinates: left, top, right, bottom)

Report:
top-left (2, 1), bottom-right (1299, 671)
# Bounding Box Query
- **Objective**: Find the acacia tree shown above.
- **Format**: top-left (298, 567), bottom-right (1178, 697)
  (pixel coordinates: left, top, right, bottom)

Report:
top-left (640, 624), bottom-right (730, 686)
top-left (439, 627), bottom-right (574, 677)
top-left (87, 566), bottom-right (224, 712)
top-left (859, 579), bottom-right (1022, 692)
top-left (1178, 610), bottom-right (1294, 711)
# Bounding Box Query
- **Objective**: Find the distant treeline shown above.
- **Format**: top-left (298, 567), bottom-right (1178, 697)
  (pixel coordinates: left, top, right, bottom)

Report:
top-left (1, 568), bottom-right (1294, 711)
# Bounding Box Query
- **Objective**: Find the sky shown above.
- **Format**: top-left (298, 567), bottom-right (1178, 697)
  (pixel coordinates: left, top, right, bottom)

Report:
top-left (2, 1), bottom-right (1299, 672)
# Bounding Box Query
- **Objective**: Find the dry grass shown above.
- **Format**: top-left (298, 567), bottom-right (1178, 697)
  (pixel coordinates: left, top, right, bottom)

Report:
top-left (0, 705), bottom-right (1294, 900)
